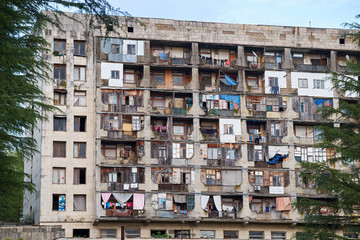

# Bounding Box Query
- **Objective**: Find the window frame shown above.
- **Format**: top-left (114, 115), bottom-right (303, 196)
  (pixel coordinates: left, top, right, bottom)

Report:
top-left (127, 44), bottom-right (136, 55)
top-left (54, 39), bottom-right (66, 54)
top-left (224, 124), bottom-right (234, 135)
top-left (74, 116), bottom-right (86, 132)
top-left (73, 142), bottom-right (86, 158)
top-left (111, 44), bottom-right (120, 54)
top-left (74, 40), bottom-right (86, 56)
top-left (53, 141), bottom-right (66, 158)
top-left (151, 71), bottom-right (165, 85)
top-left (247, 75), bottom-right (259, 89)
top-left (74, 91), bottom-right (87, 106)
top-left (298, 78), bottom-right (308, 88)
top-left (73, 168), bottom-right (86, 185)
top-left (52, 167), bottom-right (66, 184)
top-left (53, 116), bottom-right (66, 131)
top-left (74, 65), bottom-right (86, 81)
top-left (73, 194), bottom-right (86, 211)
top-left (111, 70), bottom-right (120, 79)
top-left (54, 64), bottom-right (66, 80)
top-left (54, 90), bottom-right (66, 105)
top-left (313, 79), bottom-right (325, 89)
top-left (52, 194), bottom-right (66, 211)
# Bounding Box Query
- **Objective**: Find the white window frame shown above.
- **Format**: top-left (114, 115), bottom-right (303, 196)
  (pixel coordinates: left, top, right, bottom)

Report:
top-left (298, 78), bottom-right (308, 88)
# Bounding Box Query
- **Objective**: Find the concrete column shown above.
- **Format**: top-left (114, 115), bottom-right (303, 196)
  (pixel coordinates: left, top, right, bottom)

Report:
top-left (140, 65), bottom-right (150, 88)
top-left (188, 92), bottom-right (205, 116)
top-left (330, 50), bottom-right (337, 72)
top-left (188, 67), bottom-right (200, 90)
top-left (191, 43), bottom-right (199, 65)
top-left (236, 69), bottom-right (244, 92)
top-left (192, 118), bottom-right (200, 142)
top-left (143, 40), bottom-right (151, 63)
top-left (241, 194), bottom-right (251, 220)
top-left (283, 48), bottom-right (292, 70)
top-left (236, 45), bottom-right (246, 67)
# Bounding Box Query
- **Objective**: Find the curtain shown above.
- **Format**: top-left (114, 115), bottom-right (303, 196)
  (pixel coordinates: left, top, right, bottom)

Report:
top-left (201, 195), bottom-right (210, 211)
top-left (112, 193), bottom-right (132, 204)
top-left (133, 193), bottom-right (145, 210)
top-left (101, 193), bottom-right (112, 203)
top-left (276, 197), bottom-right (291, 211)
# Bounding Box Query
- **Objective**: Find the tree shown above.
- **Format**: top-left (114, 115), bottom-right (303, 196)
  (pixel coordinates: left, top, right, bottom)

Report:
top-left (295, 16), bottom-right (360, 240)
top-left (0, 0), bottom-right (128, 222)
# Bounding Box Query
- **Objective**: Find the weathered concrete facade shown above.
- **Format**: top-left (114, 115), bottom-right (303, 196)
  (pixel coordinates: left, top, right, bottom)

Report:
top-left (23, 12), bottom-right (359, 239)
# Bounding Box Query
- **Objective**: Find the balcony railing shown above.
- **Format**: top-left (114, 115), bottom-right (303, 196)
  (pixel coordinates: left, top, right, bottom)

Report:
top-left (101, 156), bottom-right (138, 165)
top-left (249, 134), bottom-right (267, 144)
top-left (158, 184), bottom-right (188, 191)
top-left (55, 79), bottom-right (66, 87)
top-left (173, 108), bottom-right (187, 115)
top-left (264, 62), bottom-right (282, 70)
top-left (199, 57), bottom-right (235, 67)
top-left (201, 129), bottom-right (219, 141)
top-left (296, 64), bottom-right (328, 72)
top-left (107, 130), bottom-right (138, 139)
top-left (207, 210), bottom-right (237, 219)
top-left (105, 208), bottom-right (143, 218)
top-left (337, 64), bottom-right (354, 73)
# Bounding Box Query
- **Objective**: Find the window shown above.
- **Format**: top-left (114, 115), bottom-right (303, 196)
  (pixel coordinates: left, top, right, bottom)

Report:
top-left (208, 147), bottom-right (219, 160)
top-left (247, 76), bottom-right (259, 89)
top-left (339, 38), bottom-right (345, 44)
top-left (132, 116), bottom-right (142, 131)
top-left (73, 229), bottom-right (89, 238)
top-left (173, 125), bottom-right (185, 135)
top-left (52, 194), bottom-right (66, 211)
top-left (74, 91), bottom-right (86, 106)
top-left (173, 71), bottom-right (187, 86)
top-left (74, 116), bottom-right (86, 132)
top-left (73, 194), bottom-right (86, 211)
top-left (127, 26), bottom-right (134, 32)
top-left (172, 143), bottom-right (193, 159)
top-left (151, 96), bottom-right (166, 108)
top-left (269, 77), bottom-right (278, 87)
top-left (74, 66), bottom-right (86, 81)
top-left (53, 117), bottom-right (66, 131)
top-left (314, 148), bottom-right (327, 162)
top-left (54, 64), bottom-right (66, 80)
top-left (73, 168), bottom-right (86, 184)
top-left (111, 44), bottom-right (120, 54)
top-left (271, 123), bottom-right (281, 136)
top-left (54, 90), bottom-right (66, 105)
top-left (298, 78), bottom-right (308, 88)
top-left (151, 230), bottom-right (166, 238)
top-left (53, 168), bottom-right (65, 184)
top-left (74, 142), bottom-right (86, 158)
top-left (224, 230), bottom-right (238, 239)
top-left (100, 229), bottom-right (116, 238)
top-left (53, 141), bottom-right (66, 158)
top-left (271, 232), bottom-right (286, 240)
top-left (74, 41), bottom-right (86, 56)
top-left (102, 144), bottom-right (117, 159)
top-left (151, 71), bottom-right (165, 85)
top-left (175, 230), bottom-right (190, 239)
top-left (344, 233), bottom-right (358, 239)
top-left (205, 169), bottom-right (221, 185)
top-left (254, 146), bottom-right (263, 161)
top-left (200, 230), bottom-right (215, 239)
top-left (54, 39), bottom-right (66, 54)
top-left (125, 229), bottom-right (140, 238)
top-left (272, 175), bottom-right (282, 186)
top-left (127, 44), bottom-right (136, 55)
top-left (313, 79), bottom-right (325, 89)
top-left (224, 124), bottom-right (234, 135)
top-left (111, 70), bottom-right (120, 79)
top-left (249, 231), bottom-right (264, 239)
top-left (255, 171), bottom-right (264, 186)
top-left (124, 69), bottom-right (141, 84)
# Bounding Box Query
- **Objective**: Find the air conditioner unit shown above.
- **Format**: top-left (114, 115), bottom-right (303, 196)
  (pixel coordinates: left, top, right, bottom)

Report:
top-left (254, 185), bottom-right (261, 191)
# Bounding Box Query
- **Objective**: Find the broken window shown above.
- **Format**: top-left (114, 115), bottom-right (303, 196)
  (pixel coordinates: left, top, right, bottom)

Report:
top-left (52, 194), bottom-right (66, 211)
top-left (53, 168), bottom-right (65, 184)
top-left (111, 44), bottom-right (120, 54)
top-left (298, 78), bottom-right (308, 88)
top-left (313, 79), bottom-right (325, 89)
top-left (74, 91), bottom-right (86, 106)
top-left (73, 194), bottom-right (86, 211)
top-left (74, 116), bottom-right (86, 132)
top-left (54, 90), bottom-right (66, 105)
top-left (74, 66), bottom-right (86, 81)
top-left (54, 64), bottom-right (66, 80)
top-left (74, 142), bottom-right (86, 158)
top-left (53, 141), bottom-right (66, 158)
top-left (72, 229), bottom-right (89, 238)
top-left (54, 39), bottom-right (66, 54)
top-left (73, 168), bottom-right (86, 184)
top-left (127, 44), bottom-right (136, 55)
top-left (53, 116), bottom-right (66, 131)
top-left (74, 40), bottom-right (86, 56)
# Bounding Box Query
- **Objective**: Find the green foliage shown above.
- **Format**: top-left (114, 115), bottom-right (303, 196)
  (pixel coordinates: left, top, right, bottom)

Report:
top-left (294, 15), bottom-right (360, 239)
top-left (0, 0), bottom-right (127, 222)
top-left (151, 232), bottom-right (173, 238)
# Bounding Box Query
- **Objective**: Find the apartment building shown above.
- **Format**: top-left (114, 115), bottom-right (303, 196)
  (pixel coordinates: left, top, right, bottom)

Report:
top-left (23, 12), bottom-right (360, 239)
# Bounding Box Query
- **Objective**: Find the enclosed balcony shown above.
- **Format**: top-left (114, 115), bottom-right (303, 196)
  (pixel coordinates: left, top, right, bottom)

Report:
top-left (100, 167), bottom-right (145, 191)
top-left (100, 192), bottom-right (145, 218)
top-left (151, 116), bottom-right (169, 140)
top-left (172, 118), bottom-right (193, 141)
top-left (292, 51), bottom-right (329, 72)
top-left (100, 114), bottom-right (144, 140)
top-left (201, 195), bottom-right (242, 219)
top-left (264, 50), bottom-right (283, 70)
top-left (151, 168), bottom-right (193, 191)
top-left (152, 193), bottom-right (195, 218)
top-left (151, 44), bottom-right (191, 65)
top-left (151, 141), bottom-right (172, 165)
top-left (150, 91), bottom-right (193, 115)
top-left (245, 72), bottom-right (264, 94)
top-left (245, 48), bottom-right (264, 70)
top-left (100, 141), bottom-right (142, 165)
top-left (100, 38), bottom-right (145, 63)
top-left (199, 93), bottom-right (240, 117)
top-left (248, 168), bottom-right (290, 195)
top-left (150, 68), bottom-right (191, 90)
top-left (246, 120), bottom-right (267, 144)
top-left (173, 93), bottom-right (193, 116)
top-left (198, 46), bottom-right (236, 68)
top-left (249, 196), bottom-right (292, 221)
top-left (200, 143), bottom-right (241, 167)
top-left (294, 124), bottom-right (315, 145)
top-left (101, 89), bottom-right (144, 113)
top-left (200, 119), bottom-right (219, 141)
top-left (336, 53), bottom-right (359, 73)
top-left (200, 169), bottom-right (242, 192)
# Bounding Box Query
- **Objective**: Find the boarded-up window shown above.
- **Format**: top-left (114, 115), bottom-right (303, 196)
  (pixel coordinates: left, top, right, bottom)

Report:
top-left (74, 91), bottom-right (86, 106)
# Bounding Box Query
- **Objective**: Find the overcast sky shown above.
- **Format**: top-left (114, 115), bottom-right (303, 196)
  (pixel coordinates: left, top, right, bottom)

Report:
top-left (109, 0), bottom-right (360, 29)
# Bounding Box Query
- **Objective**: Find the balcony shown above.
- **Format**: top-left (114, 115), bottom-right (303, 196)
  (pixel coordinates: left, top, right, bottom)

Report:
top-left (158, 184), bottom-right (188, 191)
top-left (296, 64), bottom-right (328, 72)
top-left (105, 208), bottom-right (144, 218)
top-left (173, 108), bottom-right (187, 115)
top-left (55, 79), bottom-right (66, 88)
top-left (201, 129), bottom-right (219, 141)
top-left (264, 62), bottom-right (282, 70)
top-left (207, 210), bottom-right (238, 219)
